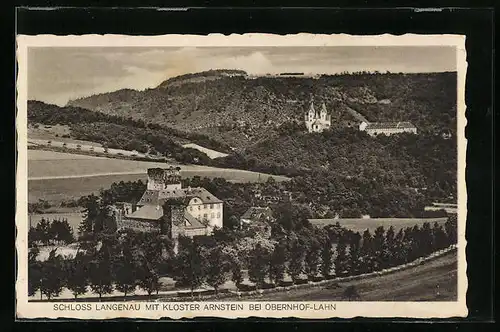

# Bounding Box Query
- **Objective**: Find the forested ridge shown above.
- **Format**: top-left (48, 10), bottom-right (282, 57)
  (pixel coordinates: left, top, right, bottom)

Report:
top-left (67, 70), bottom-right (457, 149)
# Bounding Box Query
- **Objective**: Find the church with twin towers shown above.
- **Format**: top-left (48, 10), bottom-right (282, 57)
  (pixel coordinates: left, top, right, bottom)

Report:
top-left (304, 98), bottom-right (332, 133)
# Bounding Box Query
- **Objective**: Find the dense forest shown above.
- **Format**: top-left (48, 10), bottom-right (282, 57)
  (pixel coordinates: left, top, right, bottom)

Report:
top-left (67, 71), bottom-right (458, 149)
top-left (212, 127), bottom-right (457, 204)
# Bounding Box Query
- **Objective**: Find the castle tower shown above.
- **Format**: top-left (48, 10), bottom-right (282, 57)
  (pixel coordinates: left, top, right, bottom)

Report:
top-left (147, 167), bottom-right (182, 191)
top-left (164, 166), bottom-right (182, 190)
top-left (147, 168), bottom-right (166, 191)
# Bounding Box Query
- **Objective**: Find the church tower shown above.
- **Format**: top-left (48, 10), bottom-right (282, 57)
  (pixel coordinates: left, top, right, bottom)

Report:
top-left (304, 97), bottom-right (331, 133)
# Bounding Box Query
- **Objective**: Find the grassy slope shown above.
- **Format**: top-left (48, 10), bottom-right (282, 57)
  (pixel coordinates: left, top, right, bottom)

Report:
top-left (250, 250), bottom-right (457, 301)
top-left (28, 150), bottom-right (289, 203)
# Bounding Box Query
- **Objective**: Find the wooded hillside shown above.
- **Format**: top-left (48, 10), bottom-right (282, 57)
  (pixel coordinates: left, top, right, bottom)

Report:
top-left (67, 71), bottom-right (457, 149)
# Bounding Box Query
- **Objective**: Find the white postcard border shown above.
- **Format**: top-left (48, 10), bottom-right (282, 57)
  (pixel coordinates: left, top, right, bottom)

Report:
top-left (16, 33), bottom-right (468, 319)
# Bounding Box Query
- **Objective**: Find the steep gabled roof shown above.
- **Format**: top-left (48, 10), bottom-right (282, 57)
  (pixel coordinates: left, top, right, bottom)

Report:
top-left (137, 190), bottom-right (161, 206)
top-left (126, 206), bottom-right (209, 230)
top-left (127, 204), bottom-right (163, 220)
top-left (184, 187), bottom-right (223, 204)
top-left (139, 187), bottom-right (223, 206)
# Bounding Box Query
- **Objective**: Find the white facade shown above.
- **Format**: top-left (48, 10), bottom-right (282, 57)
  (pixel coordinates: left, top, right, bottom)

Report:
top-left (359, 121), bottom-right (417, 136)
top-left (305, 101), bottom-right (331, 133)
top-left (186, 197), bottom-right (224, 229)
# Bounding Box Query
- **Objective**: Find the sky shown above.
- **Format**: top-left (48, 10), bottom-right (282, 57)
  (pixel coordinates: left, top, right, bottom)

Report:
top-left (27, 46), bottom-right (457, 106)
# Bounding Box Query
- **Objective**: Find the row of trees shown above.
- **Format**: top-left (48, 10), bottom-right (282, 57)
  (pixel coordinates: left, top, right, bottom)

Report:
top-left (28, 231), bottom-right (173, 300)
top-left (29, 215), bottom-right (457, 300)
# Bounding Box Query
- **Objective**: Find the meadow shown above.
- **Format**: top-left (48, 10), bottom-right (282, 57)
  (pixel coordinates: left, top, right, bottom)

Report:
top-left (28, 150), bottom-right (288, 203)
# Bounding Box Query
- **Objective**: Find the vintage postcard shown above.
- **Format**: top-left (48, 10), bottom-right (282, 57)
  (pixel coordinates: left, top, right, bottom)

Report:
top-left (16, 33), bottom-right (467, 319)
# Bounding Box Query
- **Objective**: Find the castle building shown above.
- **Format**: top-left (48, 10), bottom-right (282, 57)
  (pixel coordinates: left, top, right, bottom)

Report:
top-left (359, 121), bottom-right (417, 136)
top-left (304, 100), bottom-right (331, 133)
top-left (117, 167), bottom-right (223, 243)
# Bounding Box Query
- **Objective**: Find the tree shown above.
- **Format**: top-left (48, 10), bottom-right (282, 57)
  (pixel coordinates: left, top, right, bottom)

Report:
top-left (174, 236), bottom-right (205, 297)
top-left (78, 195), bottom-right (117, 239)
top-left (35, 218), bottom-right (51, 245)
top-left (78, 194), bottom-right (100, 238)
top-left (287, 237), bottom-right (305, 283)
top-left (382, 226), bottom-right (396, 268)
top-left (334, 235), bottom-right (348, 277)
top-left (220, 245), bottom-right (243, 287)
top-left (347, 232), bottom-right (362, 276)
top-left (204, 245), bottom-right (230, 296)
top-left (445, 215), bottom-right (457, 246)
top-left (372, 226), bottom-right (386, 271)
top-left (40, 249), bottom-right (65, 300)
top-left (28, 247), bottom-right (42, 299)
top-left (88, 245), bottom-right (114, 300)
top-left (64, 251), bottom-right (89, 299)
top-left (269, 240), bottom-right (287, 285)
top-left (304, 232), bottom-right (322, 278)
top-left (28, 226), bottom-right (40, 247)
top-left (112, 247), bottom-right (138, 298)
top-left (320, 234), bottom-right (334, 278)
top-left (432, 222), bottom-right (448, 251)
top-left (393, 228), bottom-right (406, 265)
top-left (136, 266), bottom-right (160, 297)
top-left (248, 242), bottom-right (273, 288)
top-left (360, 229), bottom-right (375, 273)
top-left (420, 222), bottom-right (434, 256)
top-left (49, 219), bottom-right (75, 244)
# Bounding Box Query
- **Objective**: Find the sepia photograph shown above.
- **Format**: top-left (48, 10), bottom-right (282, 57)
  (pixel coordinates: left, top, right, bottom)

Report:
top-left (16, 33), bottom-right (467, 319)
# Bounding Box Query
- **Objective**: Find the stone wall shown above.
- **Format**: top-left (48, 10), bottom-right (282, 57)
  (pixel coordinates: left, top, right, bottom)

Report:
top-left (117, 218), bottom-right (159, 232)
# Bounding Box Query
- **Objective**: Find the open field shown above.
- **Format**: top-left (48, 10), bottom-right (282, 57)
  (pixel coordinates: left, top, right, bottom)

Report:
top-left (28, 150), bottom-right (288, 203)
top-left (250, 250), bottom-right (457, 301)
top-left (309, 217), bottom-right (449, 234)
top-left (28, 150), bottom-right (288, 180)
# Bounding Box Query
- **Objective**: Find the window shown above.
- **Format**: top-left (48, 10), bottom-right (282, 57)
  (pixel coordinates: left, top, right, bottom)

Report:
top-left (203, 213), bottom-right (207, 219)
top-left (204, 205), bottom-right (207, 209)
top-left (211, 213), bottom-right (215, 218)
top-left (189, 206), bottom-right (193, 211)
top-left (217, 212), bottom-right (221, 218)
top-left (210, 204), bottom-right (213, 209)
top-left (198, 206), bottom-right (201, 210)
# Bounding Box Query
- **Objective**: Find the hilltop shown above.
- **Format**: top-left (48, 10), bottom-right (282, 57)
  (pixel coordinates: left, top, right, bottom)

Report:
top-left (67, 70), bottom-right (458, 150)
